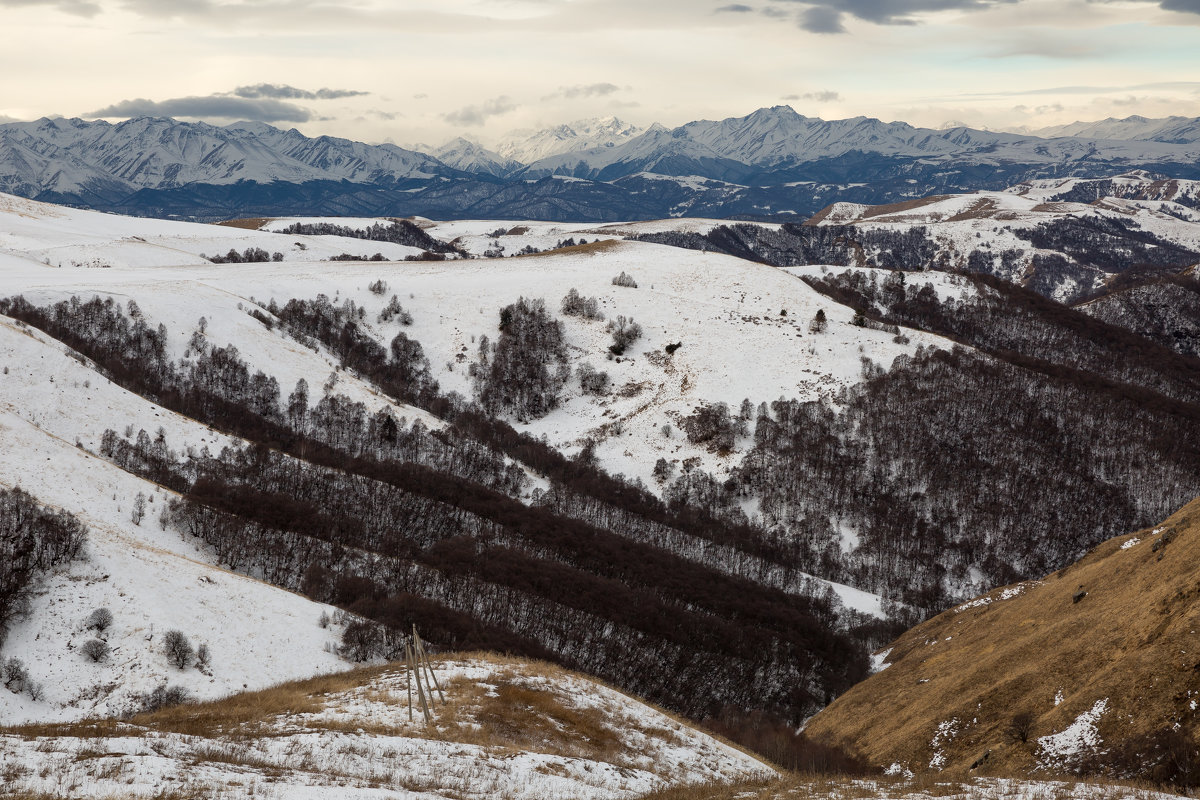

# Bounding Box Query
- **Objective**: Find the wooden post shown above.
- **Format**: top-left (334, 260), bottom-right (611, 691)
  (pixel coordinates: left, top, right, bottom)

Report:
top-left (413, 626), bottom-right (445, 704)
top-left (405, 641), bottom-right (413, 722)
top-left (411, 637), bottom-right (434, 726)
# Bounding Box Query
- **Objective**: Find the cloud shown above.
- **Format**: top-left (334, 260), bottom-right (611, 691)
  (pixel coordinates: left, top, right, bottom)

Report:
top-left (86, 95), bottom-right (313, 122)
top-left (798, 5), bottom-right (846, 31)
top-left (715, 3), bottom-right (755, 11)
top-left (771, 0), bottom-right (1021, 33)
top-left (961, 81), bottom-right (1200, 98)
top-left (784, 90), bottom-right (843, 101)
top-left (543, 83), bottom-right (623, 101)
top-left (1090, 0), bottom-right (1200, 15)
top-left (0, 0), bottom-right (100, 16)
top-left (442, 96), bottom-right (518, 127)
top-left (233, 84), bottom-right (368, 100)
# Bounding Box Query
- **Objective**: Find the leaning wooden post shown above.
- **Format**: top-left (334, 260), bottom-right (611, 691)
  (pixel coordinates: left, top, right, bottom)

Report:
top-left (413, 626), bottom-right (446, 704)
top-left (411, 637), bottom-right (434, 726)
top-left (405, 641), bottom-right (414, 722)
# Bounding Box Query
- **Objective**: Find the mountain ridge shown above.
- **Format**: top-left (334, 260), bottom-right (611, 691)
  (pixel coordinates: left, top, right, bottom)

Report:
top-left (6, 108), bottom-right (1200, 222)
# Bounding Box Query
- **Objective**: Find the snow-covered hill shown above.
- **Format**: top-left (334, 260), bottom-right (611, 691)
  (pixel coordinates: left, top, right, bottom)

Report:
top-left (0, 314), bottom-right (353, 724)
top-left (0, 193), bottom-right (437, 269)
top-left (799, 173), bottom-right (1200, 301)
top-left (0, 193), bottom-right (947, 729)
top-left (1, 655), bottom-right (772, 799)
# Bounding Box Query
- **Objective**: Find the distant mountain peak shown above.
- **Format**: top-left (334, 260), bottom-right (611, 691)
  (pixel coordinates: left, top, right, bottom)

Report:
top-left (495, 116), bottom-right (647, 164)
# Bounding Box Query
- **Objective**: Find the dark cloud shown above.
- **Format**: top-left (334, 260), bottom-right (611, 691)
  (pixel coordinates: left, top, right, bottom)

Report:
top-left (233, 83), bottom-right (368, 100)
top-left (85, 95), bottom-right (313, 122)
top-left (0, 0), bottom-right (100, 16)
top-left (543, 83), bottom-right (623, 101)
top-left (442, 96), bottom-right (518, 127)
top-left (771, 0), bottom-right (1020, 33)
top-left (798, 5), bottom-right (846, 31)
top-left (715, 3), bottom-right (755, 11)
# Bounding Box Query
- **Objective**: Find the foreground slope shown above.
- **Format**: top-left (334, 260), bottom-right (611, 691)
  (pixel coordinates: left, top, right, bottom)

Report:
top-left (0, 654), bottom-right (771, 799)
top-left (805, 497), bottom-right (1200, 781)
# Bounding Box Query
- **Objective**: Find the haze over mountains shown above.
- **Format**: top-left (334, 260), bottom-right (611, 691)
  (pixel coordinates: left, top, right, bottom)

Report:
top-left (4, 107), bottom-right (1200, 222)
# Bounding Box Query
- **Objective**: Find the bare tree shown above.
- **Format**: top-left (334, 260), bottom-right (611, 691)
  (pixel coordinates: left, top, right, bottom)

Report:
top-left (163, 629), bottom-right (194, 670)
top-left (87, 607), bottom-right (114, 632)
top-left (81, 639), bottom-right (110, 663)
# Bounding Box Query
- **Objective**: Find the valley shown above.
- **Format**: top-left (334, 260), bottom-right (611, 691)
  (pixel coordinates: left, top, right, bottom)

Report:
top-left (1, 136), bottom-right (1199, 798)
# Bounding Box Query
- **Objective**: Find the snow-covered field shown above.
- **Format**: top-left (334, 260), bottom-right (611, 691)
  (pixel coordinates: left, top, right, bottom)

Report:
top-left (0, 656), bottom-right (772, 800)
top-left (0, 193), bottom-right (428, 270)
top-left (0, 193), bottom-right (955, 499)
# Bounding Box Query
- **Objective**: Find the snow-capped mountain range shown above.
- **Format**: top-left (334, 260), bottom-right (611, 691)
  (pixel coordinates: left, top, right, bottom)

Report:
top-left (3, 107), bottom-right (1200, 221)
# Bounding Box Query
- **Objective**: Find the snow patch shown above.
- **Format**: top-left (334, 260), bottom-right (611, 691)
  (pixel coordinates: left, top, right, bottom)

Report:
top-left (1038, 699), bottom-right (1109, 771)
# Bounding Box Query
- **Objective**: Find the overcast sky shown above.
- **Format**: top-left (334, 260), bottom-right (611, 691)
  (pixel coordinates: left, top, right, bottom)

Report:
top-left (2, 0), bottom-right (1199, 147)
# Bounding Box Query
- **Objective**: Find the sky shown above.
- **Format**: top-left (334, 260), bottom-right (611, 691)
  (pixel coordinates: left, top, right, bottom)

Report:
top-left (1, 0), bottom-right (1199, 148)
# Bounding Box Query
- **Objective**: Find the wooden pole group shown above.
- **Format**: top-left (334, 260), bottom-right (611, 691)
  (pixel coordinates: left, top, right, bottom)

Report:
top-left (406, 625), bottom-right (444, 727)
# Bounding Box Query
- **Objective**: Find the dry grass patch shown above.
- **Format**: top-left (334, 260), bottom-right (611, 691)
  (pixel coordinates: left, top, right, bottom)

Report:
top-left (806, 499), bottom-right (1200, 781)
top-left (212, 217), bottom-right (273, 230)
top-left (514, 239), bottom-right (622, 258)
top-left (636, 774), bottom-right (1180, 800)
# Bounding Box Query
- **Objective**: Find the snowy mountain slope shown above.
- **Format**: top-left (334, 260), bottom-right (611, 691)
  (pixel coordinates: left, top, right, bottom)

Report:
top-left (0, 197), bottom-right (922, 726)
top-left (1029, 115), bottom-right (1200, 144)
top-left (0, 230), bottom-right (945, 624)
top-left (1075, 273), bottom-right (1200, 358)
top-left (8, 110), bottom-right (1200, 223)
top-left (495, 116), bottom-right (646, 164)
top-left (796, 175), bottom-right (1200, 301)
top-left (0, 317), bottom-right (352, 725)
top-left (433, 137), bottom-right (521, 177)
top-left (1, 655), bottom-right (771, 799)
top-left (517, 125), bottom-right (757, 183)
top-left (517, 106), bottom-right (1200, 183)
top-left (1010, 171), bottom-right (1200, 208)
top-left (0, 116), bottom-right (450, 201)
top-left (0, 196), bottom-right (951, 513)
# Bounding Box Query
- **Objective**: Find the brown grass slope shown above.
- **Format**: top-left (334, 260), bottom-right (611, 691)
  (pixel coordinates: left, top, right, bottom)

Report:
top-left (806, 497), bottom-right (1200, 779)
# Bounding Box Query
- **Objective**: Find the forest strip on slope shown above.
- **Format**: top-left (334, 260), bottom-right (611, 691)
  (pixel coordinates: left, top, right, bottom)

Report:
top-left (0, 293), bottom-right (866, 736)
